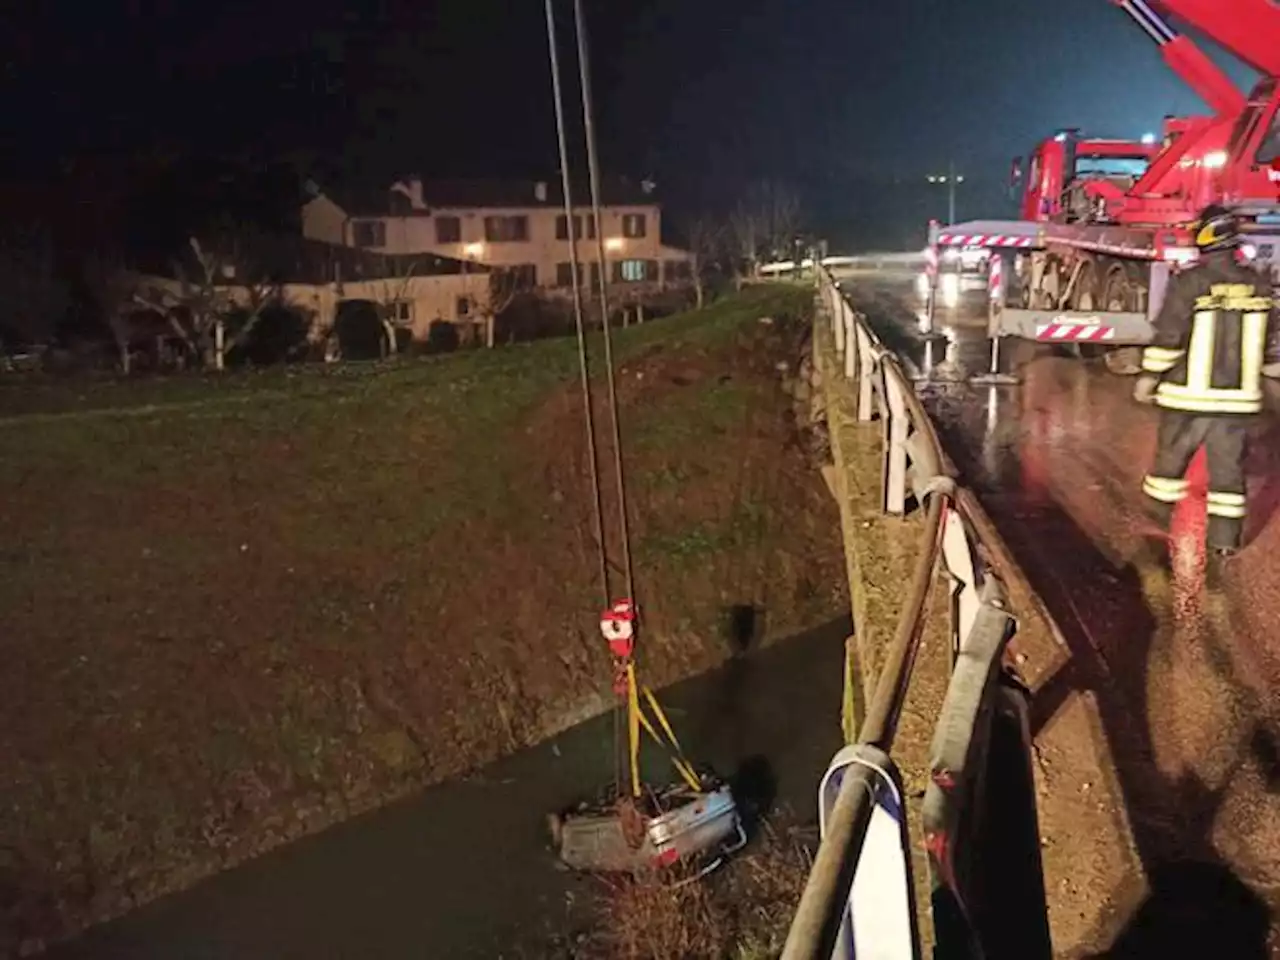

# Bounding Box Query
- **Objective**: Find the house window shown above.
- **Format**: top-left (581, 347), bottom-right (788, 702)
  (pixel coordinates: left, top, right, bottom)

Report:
top-left (621, 213), bottom-right (647, 239)
top-left (588, 262), bottom-right (601, 290)
top-left (436, 216), bottom-right (461, 244)
top-left (555, 213), bottom-right (600, 240)
top-left (352, 220), bottom-right (387, 248)
top-left (618, 259), bottom-right (655, 282)
top-left (555, 262), bottom-right (575, 287)
top-left (456, 296), bottom-right (472, 318)
top-left (388, 300), bottom-right (413, 325)
top-left (484, 215), bottom-right (530, 243)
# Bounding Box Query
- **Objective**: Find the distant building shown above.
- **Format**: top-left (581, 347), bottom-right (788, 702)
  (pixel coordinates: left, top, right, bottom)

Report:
top-left (125, 232), bottom-right (492, 349)
top-left (300, 176), bottom-right (693, 295)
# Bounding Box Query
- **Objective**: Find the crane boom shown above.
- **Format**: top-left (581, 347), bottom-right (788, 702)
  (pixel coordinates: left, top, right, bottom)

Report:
top-left (1149, 0), bottom-right (1280, 78)
top-left (1114, 0), bottom-right (1245, 115)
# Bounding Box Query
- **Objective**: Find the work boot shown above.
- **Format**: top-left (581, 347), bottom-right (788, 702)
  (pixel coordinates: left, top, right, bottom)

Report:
top-left (1204, 547), bottom-right (1239, 593)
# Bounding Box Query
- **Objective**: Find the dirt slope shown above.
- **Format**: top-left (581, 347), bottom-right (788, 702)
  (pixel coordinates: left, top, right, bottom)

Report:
top-left (0, 286), bottom-right (847, 954)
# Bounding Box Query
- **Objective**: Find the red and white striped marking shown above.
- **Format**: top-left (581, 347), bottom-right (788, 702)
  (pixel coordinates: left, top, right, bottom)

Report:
top-left (937, 233), bottom-right (1035, 248)
top-left (988, 255), bottom-right (1003, 301)
top-left (1035, 323), bottom-right (1116, 342)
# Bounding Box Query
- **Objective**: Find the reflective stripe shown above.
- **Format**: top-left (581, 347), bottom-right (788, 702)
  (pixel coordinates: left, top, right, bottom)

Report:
top-left (1186, 311), bottom-right (1216, 394)
top-left (1143, 475), bottom-right (1190, 502)
top-left (1155, 383), bottom-right (1263, 414)
top-left (1207, 490), bottom-right (1247, 519)
top-left (1207, 502), bottom-right (1247, 519)
top-left (1142, 345), bottom-right (1184, 373)
top-left (1207, 491), bottom-right (1246, 505)
top-left (1242, 312), bottom-right (1267, 396)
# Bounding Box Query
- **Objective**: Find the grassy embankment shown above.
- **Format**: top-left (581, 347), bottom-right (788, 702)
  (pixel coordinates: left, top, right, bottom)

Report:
top-left (0, 285), bottom-right (847, 952)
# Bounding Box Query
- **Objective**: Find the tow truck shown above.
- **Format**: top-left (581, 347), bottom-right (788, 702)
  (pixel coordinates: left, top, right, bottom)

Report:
top-left (925, 0), bottom-right (1280, 378)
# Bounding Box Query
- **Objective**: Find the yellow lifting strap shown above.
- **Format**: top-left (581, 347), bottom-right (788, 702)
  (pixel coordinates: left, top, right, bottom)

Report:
top-left (640, 685), bottom-right (703, 792)
top-left (624, 665), bottom-right (704, 795)
top-left (626, 663), bottom-right (642, 798)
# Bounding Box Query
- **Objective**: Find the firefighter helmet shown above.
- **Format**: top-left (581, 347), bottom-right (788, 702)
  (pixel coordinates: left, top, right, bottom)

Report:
top-left (1194, 205), bottom-right (1242, 252)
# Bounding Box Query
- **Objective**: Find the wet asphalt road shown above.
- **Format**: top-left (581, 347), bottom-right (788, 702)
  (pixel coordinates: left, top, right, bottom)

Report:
top-left (840, 269), bottom-right (1280, 953)
top-left (40, 617), bottom-right (848, 959)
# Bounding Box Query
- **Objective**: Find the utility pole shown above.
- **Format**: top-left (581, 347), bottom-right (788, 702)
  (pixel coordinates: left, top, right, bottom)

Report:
top-left (926, 162), bottom-right (964, 225)
top-left (948, 160), bottom-right (957, 225)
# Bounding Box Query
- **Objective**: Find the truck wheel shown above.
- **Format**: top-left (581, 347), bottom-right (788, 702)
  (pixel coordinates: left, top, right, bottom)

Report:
top-left (1101, 266), bottom-right (1142, 376)
top-left (1072, 265), bottom-right (1107, 360)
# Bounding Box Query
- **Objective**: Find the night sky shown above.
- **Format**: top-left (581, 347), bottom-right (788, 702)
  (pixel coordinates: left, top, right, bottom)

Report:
top-left (0, 0), bottom-right (1260, 246)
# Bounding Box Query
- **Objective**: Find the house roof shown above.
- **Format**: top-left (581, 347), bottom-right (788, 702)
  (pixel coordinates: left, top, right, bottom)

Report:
top-left (303, 178), bottom-right (391, 219)
top-left (417, 176), bottom-right (660, 210)
top-left (309, 175), bottom-right (661, 216)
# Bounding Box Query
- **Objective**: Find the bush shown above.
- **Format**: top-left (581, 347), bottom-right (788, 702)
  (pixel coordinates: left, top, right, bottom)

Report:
top-left (230, 305), bottom-right (312, 366)
top-left (425, 320), bottom-right (460, 354)
top-left (572, 818), bottom-right (813, 959)
top-left (334, 301), bottom-right (385, 361)
top-left (494, 293), bottom-right (576, 344)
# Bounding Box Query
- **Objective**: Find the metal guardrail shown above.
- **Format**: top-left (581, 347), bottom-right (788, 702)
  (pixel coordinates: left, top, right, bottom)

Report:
top-left (758, 253), bottom-right (926, 276)
top-left (780, 267), bottom-right (1028, 959)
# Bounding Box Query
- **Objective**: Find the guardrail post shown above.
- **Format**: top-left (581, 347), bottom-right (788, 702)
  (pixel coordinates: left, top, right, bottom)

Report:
top-left (921, 579), bottom-right (1017, 952)
top-left (832, 285), bottom-right (846, 356)
top-left (940, 503), bottom-right (982, 661)
top-left (843, 305), bottom-right (857, 382)
top-left (855, 326), bottom-right (876, 423)
top-left (882, 371), bottom-right (909, 515)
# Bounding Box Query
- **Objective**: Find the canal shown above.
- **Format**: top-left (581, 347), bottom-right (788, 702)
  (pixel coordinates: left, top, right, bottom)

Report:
top-left (44, 616), bottom-right (850, 959)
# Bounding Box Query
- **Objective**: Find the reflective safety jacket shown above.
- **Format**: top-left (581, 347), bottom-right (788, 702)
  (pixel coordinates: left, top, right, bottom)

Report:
top-left (1142, 253), bottom-right (1278, 415)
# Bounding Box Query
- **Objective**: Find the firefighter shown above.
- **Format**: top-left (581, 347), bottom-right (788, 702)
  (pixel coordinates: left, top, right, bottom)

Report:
top-left (1133, 205), bottom-right (1278, 585)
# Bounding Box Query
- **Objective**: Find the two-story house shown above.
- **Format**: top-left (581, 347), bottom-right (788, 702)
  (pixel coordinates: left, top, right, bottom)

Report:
top-left (300, 176), bottom-right (693, 294)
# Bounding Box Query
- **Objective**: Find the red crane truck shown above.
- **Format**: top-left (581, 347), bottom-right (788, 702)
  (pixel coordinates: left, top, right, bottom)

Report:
top-left (1016, 132), bottom-right (1161, 225)
top-left (926, 0), bottom-right (1280, 378)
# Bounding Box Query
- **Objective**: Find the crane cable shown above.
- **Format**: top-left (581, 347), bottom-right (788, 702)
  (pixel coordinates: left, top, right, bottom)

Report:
top-left (544, 0), bottom-right (641, 799)
top-left (574, 0), bottom-right (643, 800)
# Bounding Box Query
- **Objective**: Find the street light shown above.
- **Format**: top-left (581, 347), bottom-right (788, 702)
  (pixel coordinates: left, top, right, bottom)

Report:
top-left (926, 161), bottom-right (964, 224)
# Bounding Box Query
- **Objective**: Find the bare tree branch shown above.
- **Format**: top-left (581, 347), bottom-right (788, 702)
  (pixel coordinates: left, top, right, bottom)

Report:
top-left (729, 180), bottom-right (804, 282)
top-left (685, 216), bottom-right (724, 309)
top-left (367, 255), bottom-right (422, 355)
top-left (147, 233), bottom-right (283, 369)
top-left (83, 256), bottom-right (145, 372)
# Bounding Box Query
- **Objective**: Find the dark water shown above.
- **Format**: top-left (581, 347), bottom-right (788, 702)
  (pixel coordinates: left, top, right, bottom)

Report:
top-left (43, 616), bottom-right (850, 960)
